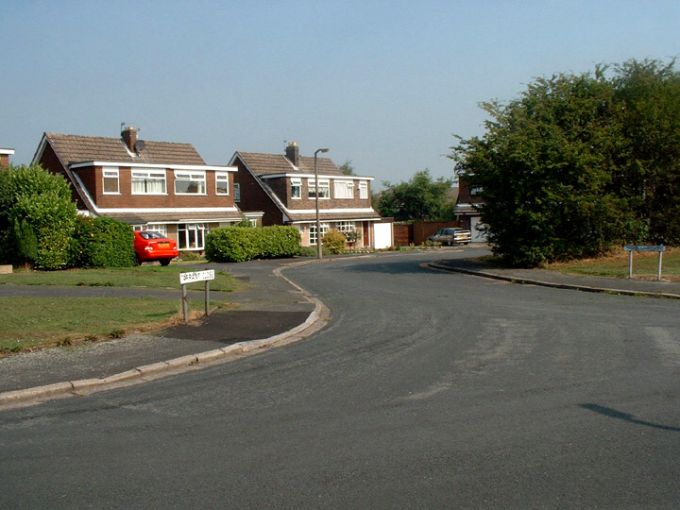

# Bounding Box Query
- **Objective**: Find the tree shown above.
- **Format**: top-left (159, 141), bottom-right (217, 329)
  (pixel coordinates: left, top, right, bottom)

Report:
top-left (339, 160), bottom-right (355, 175)
top-left (0, 165), bottom-right (77, 269)
top-left (451, 58), bottom-right (680, 267)
top-left (376, 170), bottom-right (455, 221)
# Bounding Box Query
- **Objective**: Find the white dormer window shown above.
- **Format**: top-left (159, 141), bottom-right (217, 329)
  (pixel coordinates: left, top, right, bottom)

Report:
top-left (132, 169), bottom-right (166, 195)
top-left (334, 180), bottom-right (354, 199)
top-left (175, 171), bottom-right (206, 195)
top-left (359, 181), bottom-right (368, 199)
top-left (291, 177), bottom-right (302, 199)
top-left (102, 167), bottom-right (119, 194)
top-left (308, 178), bottom-right (330, 199)
top-left (216, 172), bottom-right (229, 195)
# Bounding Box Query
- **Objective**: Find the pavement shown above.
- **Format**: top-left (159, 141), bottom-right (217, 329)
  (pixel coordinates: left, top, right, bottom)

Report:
top-left (2, 249), bottom-right (679, 408)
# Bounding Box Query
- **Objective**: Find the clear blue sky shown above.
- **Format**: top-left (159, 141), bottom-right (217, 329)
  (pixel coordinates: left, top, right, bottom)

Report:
top-left (2, 0), bottom-right (678, 186)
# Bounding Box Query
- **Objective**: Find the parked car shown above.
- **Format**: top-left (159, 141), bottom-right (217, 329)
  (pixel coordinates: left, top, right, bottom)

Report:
top-left (133, 231), bottom-right (179, 265)
top-left (427, 228), bottom-right (472, 246)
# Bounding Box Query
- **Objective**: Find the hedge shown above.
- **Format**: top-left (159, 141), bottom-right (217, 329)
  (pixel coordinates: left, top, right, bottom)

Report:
top-left (206, 226), bottom-right (301, 262)
top-left (70, 216), bottom-right (136, 268)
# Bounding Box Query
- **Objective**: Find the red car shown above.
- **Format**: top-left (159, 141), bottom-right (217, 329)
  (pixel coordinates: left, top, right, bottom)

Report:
top-left (133, 231), bottom-right (179, 265)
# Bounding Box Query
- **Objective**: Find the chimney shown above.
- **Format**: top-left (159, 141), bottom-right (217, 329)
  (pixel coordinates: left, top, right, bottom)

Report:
top-left (121, 126), bottom-right (138, 153)
top-left (285, 141), bottom-right (300, 166)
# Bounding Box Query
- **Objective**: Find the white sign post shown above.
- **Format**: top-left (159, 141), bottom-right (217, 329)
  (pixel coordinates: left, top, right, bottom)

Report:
top-left (623, 245), bottom-right (665, 281)
top-left (179, 270), bottom-right (215, 322)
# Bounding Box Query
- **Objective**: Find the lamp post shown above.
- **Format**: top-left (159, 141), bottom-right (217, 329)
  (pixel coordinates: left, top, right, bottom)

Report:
top-left (314, 147), bottom-right (329, 259)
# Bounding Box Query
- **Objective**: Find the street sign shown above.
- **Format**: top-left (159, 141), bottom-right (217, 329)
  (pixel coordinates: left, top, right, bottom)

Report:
top-left (179, 270), bottom-right (216, 322)
top-left (179, 270), bottom-right (215, 285)
top-left (624, 245), bottom-right (665, 252)
top-left (623, 245), bottom-right (665, 280)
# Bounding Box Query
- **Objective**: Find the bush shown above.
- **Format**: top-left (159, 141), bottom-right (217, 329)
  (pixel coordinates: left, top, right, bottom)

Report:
top-left (322, 229), bottom-right (346, 255)
top-left (1, 166), bottom-right (77, 269)
top-left (70, 216), bottom-right (135, 268)
top-left (206, 225), bottom-right (301, 263)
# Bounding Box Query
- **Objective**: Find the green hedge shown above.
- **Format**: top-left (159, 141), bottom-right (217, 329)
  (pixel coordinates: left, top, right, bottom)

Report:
top-left (206, 226), bottom-right (301, 262)
top-left (70, 216), bottom-right (135, 268)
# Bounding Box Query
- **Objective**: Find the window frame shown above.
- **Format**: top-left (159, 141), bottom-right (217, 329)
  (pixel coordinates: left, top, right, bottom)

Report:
top-left (334, 180), bottom-right (354, 199)
top-left (102, 166), bottom-right (120, 195)
top-left (174, 170), bottom-right (207, 195)
top-left (308, 178), bottom-right (330, 199)
top-left (309, 223), bottom-right (330, 246)
top-left (290, 177), bottom-right (302, 199)
top-left (233, 182), bottom-right (241, 202)
top-left (215, 172), bottom-right (230, 196)
top-left (178, 223), bottom-right (207, 251)
top-left (359, 181), bottom-right (369, 199)
top-left (131, 169), bottom-right (167, 195)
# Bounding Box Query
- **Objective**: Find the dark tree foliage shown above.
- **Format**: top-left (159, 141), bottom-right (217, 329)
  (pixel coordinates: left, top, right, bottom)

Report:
top-left (451, 59), bottom-right (680, 267)
top-left (376, 170), bottom-right (455, 221)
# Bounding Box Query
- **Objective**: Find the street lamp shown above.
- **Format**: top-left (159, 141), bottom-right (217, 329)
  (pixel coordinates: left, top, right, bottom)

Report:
top-left (314, 147), bottom-right (329, 259)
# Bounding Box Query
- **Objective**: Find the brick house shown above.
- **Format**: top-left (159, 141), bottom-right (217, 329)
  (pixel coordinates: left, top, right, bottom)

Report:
top-left (32, 127), bottom-right (251, 251)
top-left (229, 142), bottom-right (381, 248)
top-left (0, 148), bottom-right (14, 168)
top-left (454, 174), bottom-right (487, 242)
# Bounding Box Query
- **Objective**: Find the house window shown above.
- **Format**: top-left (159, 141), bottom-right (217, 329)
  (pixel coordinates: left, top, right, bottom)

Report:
top-left (175, 171), bottom-right (206, 195)
top-left (337, 221), bottom-right (355, 234)
top-left (470, 186), bottom-right (484, 196)
top-left (216, 172), bottom-right (229, 195)
top-left (234, 182), bottom-right (241, 202)
top-left (309, 223), bottom-right (329, 246)
top-left (102, 167), bottom-right (119, 194)
top-left (178, 223), bottom-right (206, 250)
top-left (132, 169), bottom-right (166, 194)
top-left (308, 178), bottom-right (330, 199)
top-left (359, 181), bottom-right (368, 199)
top-left (334, 180), bottom-right (354, 199)
top-left (133, 224), bottom-right (168, 236)
top-left (291, 178), bottom-right (301, 199)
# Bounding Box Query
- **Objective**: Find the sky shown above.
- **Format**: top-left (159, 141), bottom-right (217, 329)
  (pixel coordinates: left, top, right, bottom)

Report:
top-left (2, 0), bottom-right (679, 187)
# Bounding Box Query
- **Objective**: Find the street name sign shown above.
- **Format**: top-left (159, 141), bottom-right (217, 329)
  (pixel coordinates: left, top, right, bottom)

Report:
top-left (179, 270), bottom-right (215, 285)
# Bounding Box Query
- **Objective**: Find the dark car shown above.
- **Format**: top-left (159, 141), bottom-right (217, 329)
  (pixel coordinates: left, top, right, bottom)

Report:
top-left (133, 231), bottom-right (179, 265)
top-left (427, 228), bottom-right (472, 246)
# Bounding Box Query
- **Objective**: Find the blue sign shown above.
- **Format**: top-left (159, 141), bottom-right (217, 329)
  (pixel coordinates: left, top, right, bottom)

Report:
top-left (624, 245), bottom-right (665, 252)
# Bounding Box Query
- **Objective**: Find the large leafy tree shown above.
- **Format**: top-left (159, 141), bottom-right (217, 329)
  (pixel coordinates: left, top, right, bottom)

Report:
top-left (0, 165), bottom-right (77, 269)
top-left (376, 170), bottom-right (455, 221)
top-left (451, 59), bottom-right (680, 267)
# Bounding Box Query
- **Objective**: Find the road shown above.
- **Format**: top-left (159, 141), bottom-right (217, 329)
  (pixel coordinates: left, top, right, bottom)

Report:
top-left (1, 250), bottom-right (679, 509)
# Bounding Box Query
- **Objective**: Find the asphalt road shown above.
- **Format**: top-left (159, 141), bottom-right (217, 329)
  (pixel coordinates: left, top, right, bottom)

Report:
top-left (1, 250), bottom-right (679, 509)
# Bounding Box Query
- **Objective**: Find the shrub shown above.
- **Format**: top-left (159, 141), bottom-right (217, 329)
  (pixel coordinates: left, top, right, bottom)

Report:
top-left (206, 225), bottom-right (301, 263)
top-left (322, 229), bottom-right (346, 255)
top-left (70, 216), bottom-right (135, 268)
top-left (2, 166), bottom-right (77, 269)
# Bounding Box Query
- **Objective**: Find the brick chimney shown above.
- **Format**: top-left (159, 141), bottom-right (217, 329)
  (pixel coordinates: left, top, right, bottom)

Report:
top-left (121, 126), bottom-right (138, 153)
top-left (285, 141), bottom-right (300, 166)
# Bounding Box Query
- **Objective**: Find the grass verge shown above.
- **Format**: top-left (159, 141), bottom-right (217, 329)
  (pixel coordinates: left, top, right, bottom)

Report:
top-left (0, 295), bottom-right (231, 355)
top-left (548, 247), bottom-right (680, 281)
top-left (0, 265), bottom-right (241, 292)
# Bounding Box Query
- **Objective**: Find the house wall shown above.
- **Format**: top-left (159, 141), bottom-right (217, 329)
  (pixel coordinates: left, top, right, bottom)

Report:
top-left (0, 154), bottom-right (9, 168)
top-left (73, 166), bottom-right (235, 209)
top-left (457, 176), bottom-right (484, 205)
top-left (280, 177), bottom-right (373, 211)
top-left (38, 143), bottom-right (86, 208)
top-left (233, 158), bottom-right (282, 226)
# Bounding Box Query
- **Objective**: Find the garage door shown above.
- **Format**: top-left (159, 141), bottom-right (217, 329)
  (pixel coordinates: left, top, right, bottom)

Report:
top-left (470, 216), bottom-right (487, 243)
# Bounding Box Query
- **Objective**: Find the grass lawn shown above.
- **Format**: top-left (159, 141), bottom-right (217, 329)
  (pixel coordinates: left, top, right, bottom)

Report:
top-left (548, 247), bottom-right (680, 281)
top-left (0, 265), bottom-right (241, 292)
top-left (0, 265), bottom-right (243, 355)
top-left (0, 295), bottom-right (232, 355)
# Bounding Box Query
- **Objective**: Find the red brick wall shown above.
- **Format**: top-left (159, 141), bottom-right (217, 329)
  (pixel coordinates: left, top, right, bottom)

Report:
top-left (233, 158), bottom-right (282, 226)
top-left (83, 166), bottom-right (235, 209)
top-left (38, 143), bottom-right (86, 208)
top-left (0, 154), bottom-right (9, 168)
